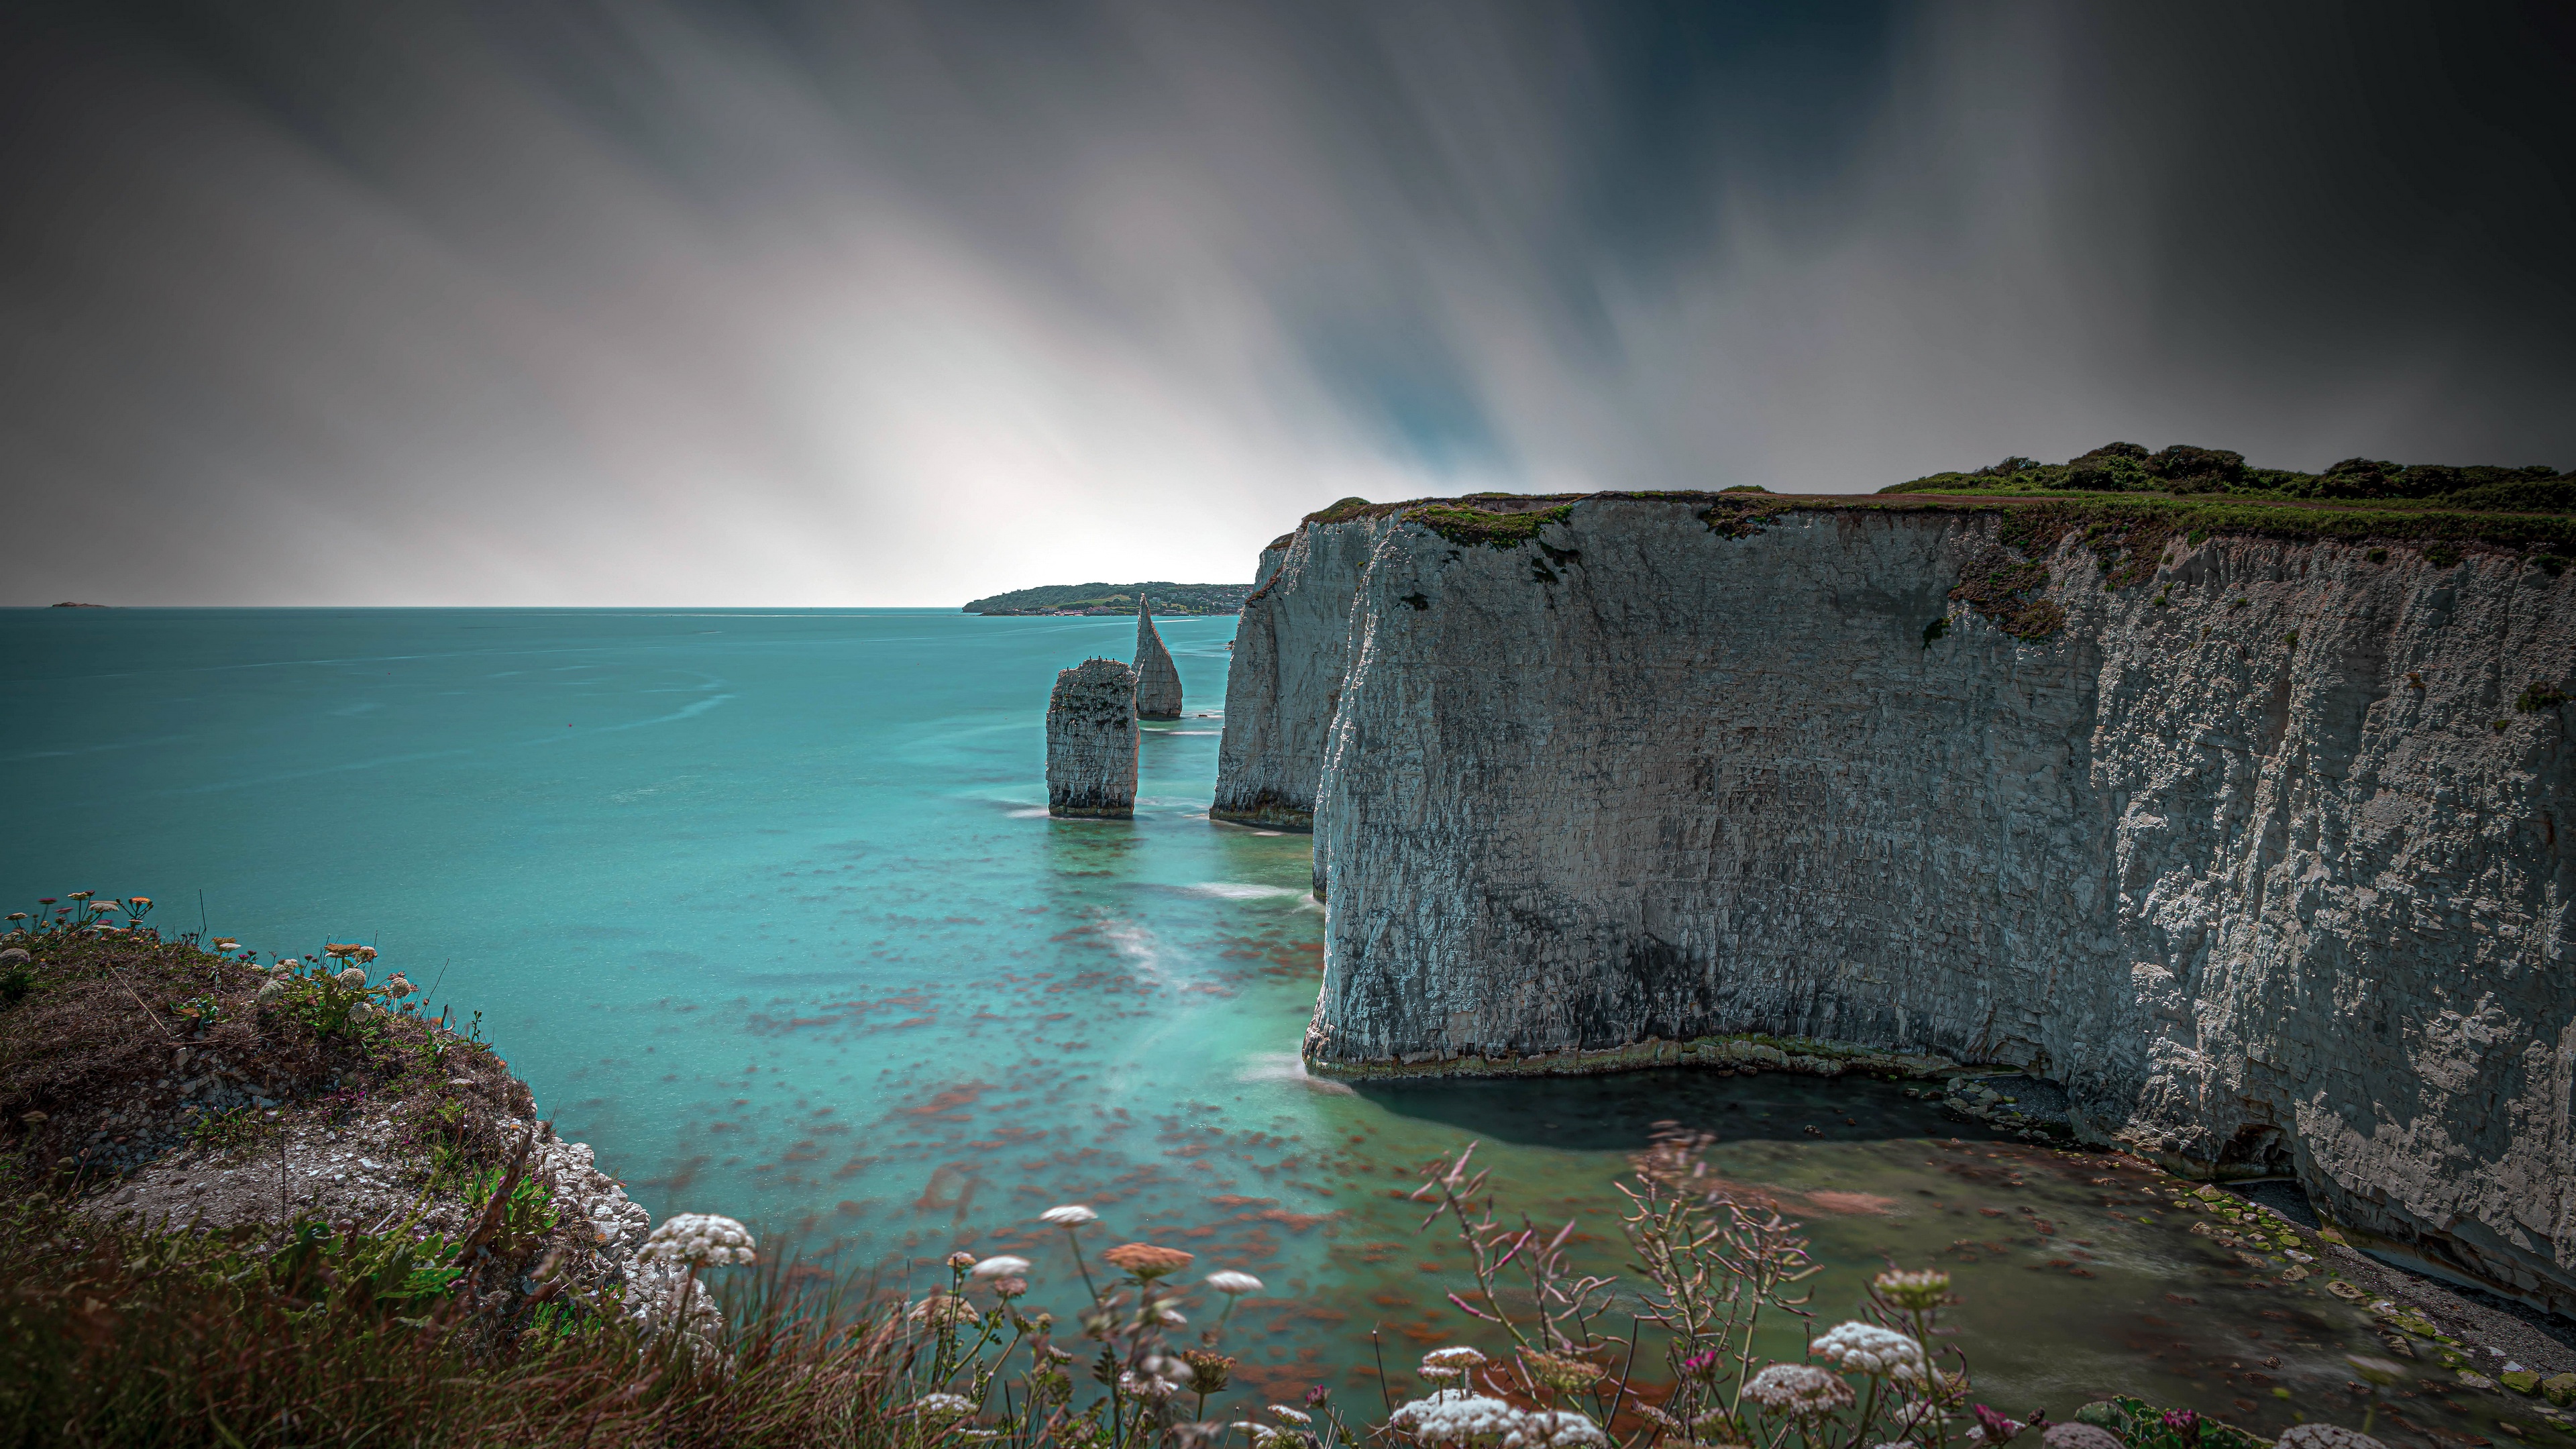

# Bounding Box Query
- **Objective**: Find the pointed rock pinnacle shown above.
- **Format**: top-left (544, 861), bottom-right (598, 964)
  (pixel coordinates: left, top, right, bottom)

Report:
top-left (1134, 595), bottom-right (1183, 720)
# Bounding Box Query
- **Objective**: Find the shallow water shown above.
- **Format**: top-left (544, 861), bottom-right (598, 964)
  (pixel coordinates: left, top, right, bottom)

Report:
top-left (1, 608), bottom-right (2546, 1445)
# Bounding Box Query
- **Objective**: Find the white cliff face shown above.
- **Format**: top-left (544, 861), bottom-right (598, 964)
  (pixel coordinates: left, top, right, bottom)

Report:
top-left (1275, 497), bottom-right (2573, 1312)
top-left (1047, 658), bottom-right (1138, 818)
top-left (1213, 514), bottom-right (1402, 828)
top-left (1135, 600), bottom-right (1183, 720)
top-left (1213, 503), bottom-right (1564, 832)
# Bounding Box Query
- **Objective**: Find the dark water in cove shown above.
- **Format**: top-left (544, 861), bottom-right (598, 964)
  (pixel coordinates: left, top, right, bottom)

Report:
top-left (0, 608), bottom-right (2536, 1443)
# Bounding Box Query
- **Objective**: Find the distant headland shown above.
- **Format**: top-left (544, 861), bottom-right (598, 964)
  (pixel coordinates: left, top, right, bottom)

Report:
top-left (962, 581), bottom-right (1248, 615)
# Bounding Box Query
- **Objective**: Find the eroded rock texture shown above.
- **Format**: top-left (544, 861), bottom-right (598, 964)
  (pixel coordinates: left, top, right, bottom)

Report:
top-left (1213, 503), bottom-right (1560, 830)
top-left (1135, 598), bottom-right (1183, 720)
top-left (1229, 496), bottom-right (2576, 1311)
top-left (1046, 657), bottom-right (1138, 818)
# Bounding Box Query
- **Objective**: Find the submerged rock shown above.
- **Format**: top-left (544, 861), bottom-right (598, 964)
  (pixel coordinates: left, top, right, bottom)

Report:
top-left (1222, 490), bottom-right (2576, 1314)
top-left (1134, 597), bottom-right (1183, 720)
top-left (2275, 1427), bottom-right (2390, 1449)
top-left (1047, 657), bottom-right (1138, 818)
top-left (2041, 1425), bottom-right (2125, 1449)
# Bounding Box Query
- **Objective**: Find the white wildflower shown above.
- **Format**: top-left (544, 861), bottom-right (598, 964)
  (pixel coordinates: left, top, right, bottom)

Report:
top-left (1040, 1204), bottom-right (1099, 1226)
top-left (1871, 1268), bottom-right (1951, 1311)
top-left (1420, 1345), bottom-right (1489, 1379)
top-left (1811, 1321), bottom-right (1927, 1382)
top-left (335, 967), bottom-right (368, 988)
top-left (1269, 1406), bottom-right (1313, 1426)
top-left (1390, 1391), bottom-right (1526, 1446)
top-left (1118, 1371), bottom-right (1178, 1400)
top-left (970, 1254), bottom-right (1032, 1279)
top-left (912, 1393), bottom-right (977, 1419)
top-left (1206, 1270), bottom-right (1265, 1295)
top-left (1743, 1362), bottom-right (1855, 1417)
top-left (1505, 1411), bottom-right (1607, 1449)
top-left (639, 1212), bottom-right (757, 1267)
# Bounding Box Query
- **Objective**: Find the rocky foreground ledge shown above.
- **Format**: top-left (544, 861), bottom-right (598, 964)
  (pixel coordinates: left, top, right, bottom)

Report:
top-left (0, 909), bottom-right (709, 1338)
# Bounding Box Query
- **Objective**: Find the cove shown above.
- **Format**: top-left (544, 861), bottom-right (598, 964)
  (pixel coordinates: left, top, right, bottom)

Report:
top-left (0, 606), bottom-right (2554, 1444)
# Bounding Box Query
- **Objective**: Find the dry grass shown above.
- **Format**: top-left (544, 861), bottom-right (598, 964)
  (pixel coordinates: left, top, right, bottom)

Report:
top-left (0, 1191), bottom-right (912, 1447)
top-left (0, 923), bottom-right (527, 1190)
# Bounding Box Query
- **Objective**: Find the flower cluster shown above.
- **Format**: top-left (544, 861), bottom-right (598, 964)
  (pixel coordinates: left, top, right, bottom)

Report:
top-left (1872, 1267), bottom-right (1953, 1311)
top-left (1102, 1242), bottom-right (1195, 1280)
top-left (1420, 1346), bottom-right (1488, 1380)
top-left (1507, 1410), bottom-right (1608, 1449)
top-left (912, 1393), bottom-right (977, 1419)
top-left (639, 1212), bottom-right (757, 1267)
top-left (1389, 1391), bottom-right (1604, 1449)
top-left (1813, 1320), bottom-right (1928, 1382)
top-left (1744, 1362), bottom-right (1856, 1417)
top-left (1390, 1391), bottom-right (1528, 1446)
top-left (908, 1293), bottom-right (981, 1327)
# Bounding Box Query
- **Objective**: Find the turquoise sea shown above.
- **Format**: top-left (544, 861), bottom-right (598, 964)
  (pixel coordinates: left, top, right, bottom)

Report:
top-left (1, 608), bottom-right (2507, 1436)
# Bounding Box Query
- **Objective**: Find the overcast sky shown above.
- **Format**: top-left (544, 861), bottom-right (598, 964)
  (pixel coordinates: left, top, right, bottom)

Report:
top-left (3, 1), bottom-right (2570, 605)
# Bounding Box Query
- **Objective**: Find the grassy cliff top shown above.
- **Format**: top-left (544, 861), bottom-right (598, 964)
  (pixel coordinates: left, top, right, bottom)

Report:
top-left (1294, 443), bottom-right (2573, 555)
top-left (1877, 441), bottom-right (2567, 511)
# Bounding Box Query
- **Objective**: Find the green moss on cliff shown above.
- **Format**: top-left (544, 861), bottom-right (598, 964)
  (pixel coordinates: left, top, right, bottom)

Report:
top-left (1407, 503), bottom-right (1575, 549)
top-left (1301, 496), bottom-right (1382, 527)
top-left (1947, 553), bottom-right (2065, 639)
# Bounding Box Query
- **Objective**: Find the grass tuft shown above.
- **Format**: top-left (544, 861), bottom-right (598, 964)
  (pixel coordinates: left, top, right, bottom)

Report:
top-left (1408, 503), bottom-right (1576, 549)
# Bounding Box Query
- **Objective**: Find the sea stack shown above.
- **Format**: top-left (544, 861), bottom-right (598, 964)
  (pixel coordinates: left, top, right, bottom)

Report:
top-left (1046, 658), bottom-right (1139, 818)
top-left (1133, 596), bottom-right (1183, 720)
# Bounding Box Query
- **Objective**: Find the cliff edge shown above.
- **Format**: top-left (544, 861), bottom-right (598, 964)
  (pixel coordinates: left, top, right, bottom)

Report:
top-left (1222, 488), bottom-right (2576, 1315)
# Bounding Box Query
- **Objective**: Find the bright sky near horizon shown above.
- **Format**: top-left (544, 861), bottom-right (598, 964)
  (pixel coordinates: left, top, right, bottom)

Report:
top-left (2, 1), bottom-right (2571, 606)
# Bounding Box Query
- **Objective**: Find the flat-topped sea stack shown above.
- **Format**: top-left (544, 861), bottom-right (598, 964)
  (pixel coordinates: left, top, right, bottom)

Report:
top-left (1134, 598), bottom-right (1183, 720)
top-left (1046, 657), bottom-right (1139, 818)
top-left (1214, 463), bottom-right (2576, 1313)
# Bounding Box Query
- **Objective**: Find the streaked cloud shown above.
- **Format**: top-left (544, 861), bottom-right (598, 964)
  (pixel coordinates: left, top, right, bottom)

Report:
top-left (1, 1), bottom-right (2567, 604)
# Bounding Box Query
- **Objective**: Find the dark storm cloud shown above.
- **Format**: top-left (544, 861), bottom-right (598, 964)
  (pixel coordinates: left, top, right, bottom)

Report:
top-left (0, 1), bottom-right (2568, 604)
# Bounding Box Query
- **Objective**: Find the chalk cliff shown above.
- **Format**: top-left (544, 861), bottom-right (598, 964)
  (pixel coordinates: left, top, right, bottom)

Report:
top-left (1047, 658), bottom-right (1138, 818)
top-left (1135, 599), bottom-right (1183, 720)
top-left (1212, 500), bottom-right (1566, 831)
top-left (1223, 494), bottom-right (2576, 1312)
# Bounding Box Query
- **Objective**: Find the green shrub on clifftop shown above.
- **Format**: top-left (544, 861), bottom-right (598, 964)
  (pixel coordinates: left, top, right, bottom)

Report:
top-left (1409, 502), bottom-right (1575, 549)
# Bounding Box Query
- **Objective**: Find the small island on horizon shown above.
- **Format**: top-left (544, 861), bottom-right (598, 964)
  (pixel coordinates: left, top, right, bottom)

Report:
top-left (962, 581), bottom-right (1250, 615)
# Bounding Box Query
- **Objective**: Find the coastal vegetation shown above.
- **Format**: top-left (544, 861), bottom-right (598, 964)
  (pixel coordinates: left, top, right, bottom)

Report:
top-left (1411, 504), bottom-right (1577, 551)
top-left (963, 584), bottom-right (1253, 616)
top-left (1878, 443), bottom-right (2569, 511)
top-left (4, 898), bottom-right (2531, 1446)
